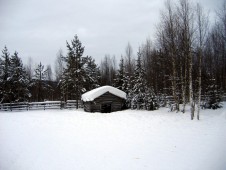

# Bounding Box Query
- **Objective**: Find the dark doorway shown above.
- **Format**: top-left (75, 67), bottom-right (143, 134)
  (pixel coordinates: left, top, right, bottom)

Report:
top-left (101, 103), bottom-right (112, 113)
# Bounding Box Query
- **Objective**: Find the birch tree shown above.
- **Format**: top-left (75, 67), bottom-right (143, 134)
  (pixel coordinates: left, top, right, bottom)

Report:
top-left (196, 3), bottom-right (209, 120)
top-left (177, 0), bottom-right (195, 119)
top-left (157, 0), bottom-right (180, 111)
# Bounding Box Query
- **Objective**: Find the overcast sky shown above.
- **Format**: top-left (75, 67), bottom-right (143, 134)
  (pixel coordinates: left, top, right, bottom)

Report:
top-left (0, 0), bottom-right (223, 69)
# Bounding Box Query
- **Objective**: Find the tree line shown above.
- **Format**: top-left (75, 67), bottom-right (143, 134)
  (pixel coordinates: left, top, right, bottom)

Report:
top-left (0, 0), bottom-right (225, 118)
top-left (99, 0), bottom-right (226, 119)
top-left (0, 36), bottom-right (100, 105)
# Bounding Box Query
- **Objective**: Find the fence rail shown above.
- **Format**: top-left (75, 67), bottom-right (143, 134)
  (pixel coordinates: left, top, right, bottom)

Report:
top-left (0, 100), bottom-right (83, 111)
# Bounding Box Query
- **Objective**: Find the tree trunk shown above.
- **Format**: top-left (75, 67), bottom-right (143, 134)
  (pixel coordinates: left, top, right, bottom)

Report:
top-left (180, 59), bottom-right (186, 113)
top-left (189, 51), bottom-right (195, 120)
top-left (197, 49), bottom-right (202, 120)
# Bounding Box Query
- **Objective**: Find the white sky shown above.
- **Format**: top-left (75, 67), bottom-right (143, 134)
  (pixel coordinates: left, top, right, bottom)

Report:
top-left (0, 0), bottom-right (223, 69)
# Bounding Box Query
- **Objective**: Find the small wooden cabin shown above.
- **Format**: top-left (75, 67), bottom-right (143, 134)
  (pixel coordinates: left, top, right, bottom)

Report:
top-left (81, 86), bottom-right (126, 113)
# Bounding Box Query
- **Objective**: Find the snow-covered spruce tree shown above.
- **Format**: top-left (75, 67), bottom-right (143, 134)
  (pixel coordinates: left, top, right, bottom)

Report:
top-left (144, 87), bottom-right (158, 110)
top-left (0, 46), bottom-right (12, 103)
top-left (10, 51), bottom-right (30, 102)
top-left (204, 78), bottom-right (222, 109)
top-left (114, 56), bottom-right (135, 109)
top-left (131, 48), bottom-right (156, 110)
top-left (131, 49), bottom-right (144, 109)
top-left (124, 75), bottom-right (133, 108)
top-left (83, 55), bottom-right (100, 91)
top-left (31, 62), bottom-right (50, 102)
top-left (61, 35), bottom-right (86, 108)
top-left (114, 56), bottom-right (126, 91)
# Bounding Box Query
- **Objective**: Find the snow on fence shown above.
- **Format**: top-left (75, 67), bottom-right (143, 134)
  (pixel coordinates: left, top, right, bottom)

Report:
top-left (0, 100), bottom-right (83, 111)
top-left (65, 100), bottom-right (83, 109)
top-left (1, 95), bottom-right (225, 112)
top-left (0, 102), bottom-right (29, 111)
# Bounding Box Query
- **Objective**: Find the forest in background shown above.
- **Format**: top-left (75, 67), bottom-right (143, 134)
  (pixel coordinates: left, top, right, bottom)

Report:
top-left (1, 0), bottom-right (226, 119)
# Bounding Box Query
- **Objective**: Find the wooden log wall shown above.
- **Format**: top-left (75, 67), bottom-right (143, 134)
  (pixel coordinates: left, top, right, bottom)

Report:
top-left (83, 92), bottom-right (125, 113)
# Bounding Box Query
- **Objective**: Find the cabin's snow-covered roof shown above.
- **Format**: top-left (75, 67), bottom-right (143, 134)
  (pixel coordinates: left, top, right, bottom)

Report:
top-left (81, 86), bottom-right (126, 102)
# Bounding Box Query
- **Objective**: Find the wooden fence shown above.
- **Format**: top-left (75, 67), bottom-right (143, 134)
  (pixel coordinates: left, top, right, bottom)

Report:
top-left (1, 95), bottom-right (225, 112)
top-left (0, 100), bottom-right (83, 111)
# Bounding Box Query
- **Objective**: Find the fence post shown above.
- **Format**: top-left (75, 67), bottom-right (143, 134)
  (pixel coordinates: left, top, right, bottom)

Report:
top-left (60, 100), bottom-right (64, 109)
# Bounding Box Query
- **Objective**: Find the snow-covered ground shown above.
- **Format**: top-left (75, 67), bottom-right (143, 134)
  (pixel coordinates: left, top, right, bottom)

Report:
top-left (0, 104), bottom-right (226, 170)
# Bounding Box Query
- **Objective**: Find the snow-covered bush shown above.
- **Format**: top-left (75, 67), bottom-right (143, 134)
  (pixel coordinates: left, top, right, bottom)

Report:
top-left (203, 83), bottom-right (222, 109)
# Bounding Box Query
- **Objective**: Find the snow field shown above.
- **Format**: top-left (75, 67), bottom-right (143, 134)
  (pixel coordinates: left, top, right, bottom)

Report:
top-left (0, 105), bottom-right (226, 170)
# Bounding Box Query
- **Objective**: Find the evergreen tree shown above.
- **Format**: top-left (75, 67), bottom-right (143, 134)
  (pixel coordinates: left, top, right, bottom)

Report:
top-left (131, 48), bottom-right (147, 109)
top-left (10, 51), bottom-right (30, 102)
top-left (131, 48), bottom-right (157, 110)
top-left (61, 35), bottom-right (86, 108)
top-left (83, 56), bottom-right (100, 91)
top-left (32, 62), bottom-right (49, 101)
top-left (124, 74), bottom-right (134, 108)
top-left (0, 46), bottom-right (12, 103)
top-left (114, 56), bottom-right (126, 91)
top-left (144, 87), bottom-right (158, 110)
top-left (204, 78), bottom-right (222, 109)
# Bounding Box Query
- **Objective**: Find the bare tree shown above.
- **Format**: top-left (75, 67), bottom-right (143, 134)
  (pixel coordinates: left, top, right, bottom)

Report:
top-left (46, 64), bottom-right (53, 81)
top-left (100, 55), bottom-right (117, 86)
top-left (25, 57), bottom-right (33, 81)
top-left (55, 49), bottom-right (64, 82)
top-left (177, 0), bottom-right (196, 119)
top-left (216, 1), bottom-right (226, 93)
top-left (157, 0), bottom-right (180, 111)
top-left (125, 42), bottom-right (135, 76)
top-left (141, 38), bottom-right (153, 86)
top-left (196, 3), bottom-right (209, 120)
